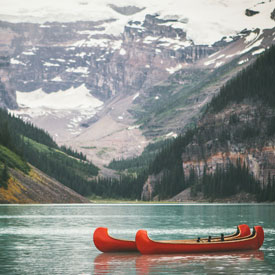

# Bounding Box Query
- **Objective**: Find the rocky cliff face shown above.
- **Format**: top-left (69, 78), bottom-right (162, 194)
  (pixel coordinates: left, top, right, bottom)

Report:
top-left (141, 173), bottom-right (162, 201)
top-left (0, 17), bottom-right (213, 105)
top-left (182, 102), bottom-right (275, 186)
top-left (0, 15), bottom-right (219, 166)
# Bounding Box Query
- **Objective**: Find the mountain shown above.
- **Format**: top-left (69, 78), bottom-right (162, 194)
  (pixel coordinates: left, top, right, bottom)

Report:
top-left (0, 0), bottom-right (275, 170)
top-left (142, 45), bottom-right (275, 202)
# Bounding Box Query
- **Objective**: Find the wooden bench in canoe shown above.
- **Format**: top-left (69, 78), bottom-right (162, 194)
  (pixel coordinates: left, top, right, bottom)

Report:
top-left (135, 226), bottom-right (264, 254)
top-left (93, 224), bottom-right (251, 253)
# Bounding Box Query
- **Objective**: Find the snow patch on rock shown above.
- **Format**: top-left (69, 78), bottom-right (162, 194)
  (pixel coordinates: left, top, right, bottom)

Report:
top-left (44, 62), bottom-right (60, 67)
top-left (238, 58), bottom-right (249, 65)
top-left (133, 93), bottom-right (140, 101)
top-left (215, 61), bottom-right (224, 68)
top-left (119, 48), bottom-right (126, 55)
top-left (166, 132), bottom-right (178, 138)
top-left (11, 85), bottom-right (104, 139)
top-left (51, 76), bottom-right (62, 81)
top-left (166, 64), bottom-right (182, 74)
top-left (252, 48), bottom-right (265, 55)
top-left (10, 58), bottom-right (25, 65)
top-left (66, 67), bottom-right (89, 74)
top-left (15, 84), bottom-right (102, 110)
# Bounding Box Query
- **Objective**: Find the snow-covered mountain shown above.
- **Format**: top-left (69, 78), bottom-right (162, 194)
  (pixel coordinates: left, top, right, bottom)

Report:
top-left (0, 0), bottom-right (275, 167)
top-left (1, 0), bottom-right (274, 44)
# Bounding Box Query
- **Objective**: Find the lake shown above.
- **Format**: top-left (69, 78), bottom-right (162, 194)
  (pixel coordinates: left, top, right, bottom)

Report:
top-left (0, 204), bottom-right (274, 274)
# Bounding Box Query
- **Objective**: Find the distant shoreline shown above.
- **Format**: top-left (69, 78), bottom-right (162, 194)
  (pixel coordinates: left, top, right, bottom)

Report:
top-left (88, 199), bottom-right (275, 204)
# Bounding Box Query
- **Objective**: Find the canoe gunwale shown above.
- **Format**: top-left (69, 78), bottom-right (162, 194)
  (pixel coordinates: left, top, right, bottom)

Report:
top-left (153, 227), bottom-right (257, 245)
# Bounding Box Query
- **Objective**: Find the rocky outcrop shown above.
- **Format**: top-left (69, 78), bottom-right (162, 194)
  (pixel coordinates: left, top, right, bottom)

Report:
top-left (245, 9), bottom-right (259, 17)
top-left (0, 56), bottom-right (17, 108)
top-left (182, 102), bottom-right (275, 186)
top-left (108, 4), bottom-right (145, 15)
top-left (183, 148), bottom-right (275, 185)
top-left (0, 79), bottom-right (17, 109)
top-left (141, 173), bottom-right (162, 200)
top-left (271, 9), bottom-right (275, 21)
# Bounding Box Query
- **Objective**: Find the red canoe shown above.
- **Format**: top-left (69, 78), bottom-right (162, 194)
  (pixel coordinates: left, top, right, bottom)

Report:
top-left (93, 227), bottom-right (137, 252)
top-left (135, 226), bottom-right (264, 254)
top-left (93, 224), bottom-right (250, 253)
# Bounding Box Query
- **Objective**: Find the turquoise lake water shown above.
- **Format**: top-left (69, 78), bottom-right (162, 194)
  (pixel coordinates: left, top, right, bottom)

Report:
top-left (0, 204), bottom-right (274, 274)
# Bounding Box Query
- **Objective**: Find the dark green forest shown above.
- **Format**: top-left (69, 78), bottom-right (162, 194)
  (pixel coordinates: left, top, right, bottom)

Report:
top-left (209, 45), bottom-right (275, 112)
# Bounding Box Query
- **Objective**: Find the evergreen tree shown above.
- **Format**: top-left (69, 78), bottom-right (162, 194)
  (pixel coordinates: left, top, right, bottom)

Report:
top-left (0, 163), bottom-right (9, 189)
top-left (209, 45), bottom-right (275, 112)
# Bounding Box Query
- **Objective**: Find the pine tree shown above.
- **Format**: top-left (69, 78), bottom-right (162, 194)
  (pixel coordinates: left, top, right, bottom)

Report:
top-left (0, 163), bottom-right (9, 189)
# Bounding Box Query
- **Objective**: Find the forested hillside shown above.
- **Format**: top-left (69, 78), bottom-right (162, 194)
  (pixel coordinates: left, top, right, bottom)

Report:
top-left (139, 45), bottom-right (275, 202)
top-left (0, 108), bottom-right (98, 196)
top-left (209, 45), bottom-right (275, 112)
top-left (0, 108), bottom-right (147, 200)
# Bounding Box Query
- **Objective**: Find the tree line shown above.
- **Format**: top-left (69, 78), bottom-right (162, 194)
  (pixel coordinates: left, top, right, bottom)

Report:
top-left (209, 45), bottom-right (275, 112)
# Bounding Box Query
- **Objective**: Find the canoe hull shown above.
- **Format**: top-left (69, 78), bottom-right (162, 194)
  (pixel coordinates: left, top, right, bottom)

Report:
top-left (135, 226), bottom-right (264, 255)
top-left (93, 227), bottom-right (137, 252)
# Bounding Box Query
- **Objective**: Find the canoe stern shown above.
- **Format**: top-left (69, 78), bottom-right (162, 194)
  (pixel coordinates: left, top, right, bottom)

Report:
top-left (93, 227), bottom-right (137, 253)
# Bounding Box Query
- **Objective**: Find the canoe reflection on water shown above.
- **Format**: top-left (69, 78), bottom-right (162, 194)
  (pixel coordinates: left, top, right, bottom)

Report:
top-left (93, 250), bottom-right (264, 274)
top-left (93, 253), bottom-right (140, 274)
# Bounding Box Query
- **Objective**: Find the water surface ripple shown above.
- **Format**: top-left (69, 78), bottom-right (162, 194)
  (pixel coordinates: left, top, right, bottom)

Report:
top-left (0, 204), bottom-right (274, 274)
